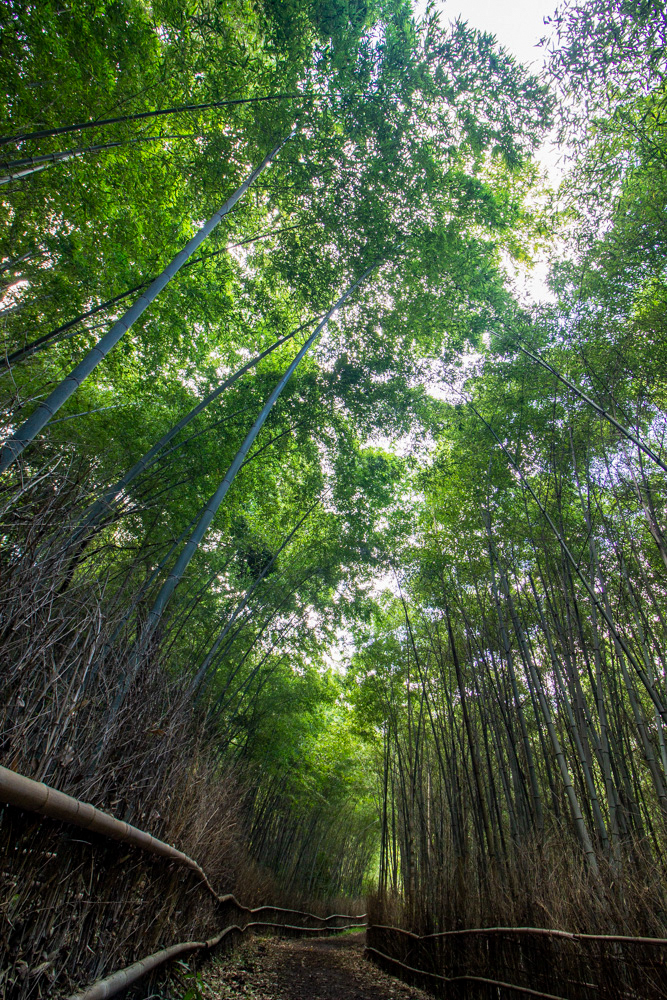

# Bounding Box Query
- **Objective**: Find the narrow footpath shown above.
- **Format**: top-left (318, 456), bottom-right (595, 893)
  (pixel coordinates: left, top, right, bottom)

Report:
top-left (189, 931), bottom-right (432, 1000)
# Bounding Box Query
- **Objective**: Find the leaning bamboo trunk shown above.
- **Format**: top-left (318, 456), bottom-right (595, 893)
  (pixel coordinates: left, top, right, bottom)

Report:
top-left (75, 322), bottom-right (309, 537)
top-left (100, 261), bottom-right (380, 728)
top-left (0, 138), bottom-right (289, 473)
top-left (0, 93), bottom-right (307, 147)
top-left (189, 497), bottom-right (320, 694)
top-left (143, 262), bottom-right (379, 633)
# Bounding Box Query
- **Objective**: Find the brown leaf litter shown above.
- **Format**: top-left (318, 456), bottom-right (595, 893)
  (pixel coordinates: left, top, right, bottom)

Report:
top-left (179, 930), bottom-right (432, 1000)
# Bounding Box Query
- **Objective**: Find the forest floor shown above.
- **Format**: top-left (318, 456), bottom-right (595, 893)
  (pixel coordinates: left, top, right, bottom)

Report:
top-left (185, 930), bottom-right (432, 1000)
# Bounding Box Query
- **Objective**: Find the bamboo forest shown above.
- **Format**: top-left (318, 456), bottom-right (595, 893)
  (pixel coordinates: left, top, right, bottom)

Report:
top-left (1, 0), bottom-right (667, 997)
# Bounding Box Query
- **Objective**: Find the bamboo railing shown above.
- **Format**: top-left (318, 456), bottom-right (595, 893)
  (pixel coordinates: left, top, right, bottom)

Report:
top-left (71, 918), bottom-right (366, 1000)
top-left (0, 765), bottom-right (366, 999)
top-left (364, 943), bottom-right (570, 1000)
top-left (365, 920), bottom-right (667, 999)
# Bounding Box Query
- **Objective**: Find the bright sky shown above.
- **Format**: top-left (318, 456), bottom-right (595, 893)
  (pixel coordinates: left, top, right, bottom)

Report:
top-left (416, 0), bottom-right (559, 69)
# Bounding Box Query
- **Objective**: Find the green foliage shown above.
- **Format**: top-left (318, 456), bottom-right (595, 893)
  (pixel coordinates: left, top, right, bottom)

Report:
top-left (0, 0), bottom-right (556, 901)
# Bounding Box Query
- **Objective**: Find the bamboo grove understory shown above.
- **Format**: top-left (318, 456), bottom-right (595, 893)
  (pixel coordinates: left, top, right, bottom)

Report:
top-left (1, 0), bottom-right (667, 996)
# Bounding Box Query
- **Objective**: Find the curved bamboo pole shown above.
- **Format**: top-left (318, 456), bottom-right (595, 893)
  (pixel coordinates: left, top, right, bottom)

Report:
top-left (0, 765), bottom-right (213, 881)
top-left (68, 934), bottom-right (229, 1000)
top-left (81, 924), bottom-right (622, 1000)
top-left (368, 922), bottom-right (667, 946)
top-left (365, 945), bottom-right (570, 1000)
top-left (70, 921), bottom-right (365, 1000)
top-left (0, 765), bottom-right (366, 922)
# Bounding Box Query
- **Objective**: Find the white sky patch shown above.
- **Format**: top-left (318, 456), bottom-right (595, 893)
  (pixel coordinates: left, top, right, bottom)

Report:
top-left (1, 278), bottom-right (30, 312)
top-left (367, 431), bottom-right (415, 457)
top-left (503, 246), bottom-right (555, 306)
top-left (417, 0), bottom-right (558, 71)
top-left (427, 349), bottom-right (484, 402)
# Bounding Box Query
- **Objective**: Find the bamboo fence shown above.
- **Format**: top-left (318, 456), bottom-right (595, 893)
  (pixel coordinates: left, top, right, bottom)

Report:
top-left (365, 920), bottom-right (667, 999)
top-left (0, 765), bottom-right (365, 999)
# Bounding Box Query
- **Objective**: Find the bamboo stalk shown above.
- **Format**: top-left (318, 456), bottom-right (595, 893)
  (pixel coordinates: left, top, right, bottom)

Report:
top-left (0, 139), bottom-right (289, 473)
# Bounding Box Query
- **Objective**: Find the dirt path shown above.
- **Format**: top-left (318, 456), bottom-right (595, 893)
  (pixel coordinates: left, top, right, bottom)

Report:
top-left (190, 931), bottom-right (431, 1000)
